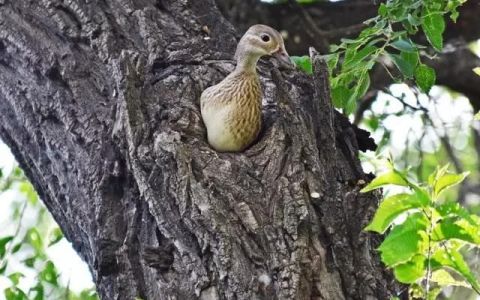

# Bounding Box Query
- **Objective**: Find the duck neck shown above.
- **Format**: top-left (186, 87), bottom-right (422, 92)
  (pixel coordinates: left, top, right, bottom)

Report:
top-left (234, 49), bottom-right (261, 74)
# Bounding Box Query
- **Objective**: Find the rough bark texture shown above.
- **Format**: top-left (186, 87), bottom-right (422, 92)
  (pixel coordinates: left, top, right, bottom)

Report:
top-left (0, 1), bottom-right (394, 299)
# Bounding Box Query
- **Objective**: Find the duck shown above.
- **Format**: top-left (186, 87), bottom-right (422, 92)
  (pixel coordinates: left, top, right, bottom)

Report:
top-left (201, 24), bottom-right (292, 152)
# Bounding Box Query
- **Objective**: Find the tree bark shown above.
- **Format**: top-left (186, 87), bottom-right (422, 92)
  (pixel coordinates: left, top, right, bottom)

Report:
top-left (0, 1), bottom-right (394, 299)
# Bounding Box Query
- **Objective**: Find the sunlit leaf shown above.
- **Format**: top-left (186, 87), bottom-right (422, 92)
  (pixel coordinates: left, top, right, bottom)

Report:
top-left (4, 287), bottom-right (28, 300)
top-left (431, 269), bottom-right (469, 287)
top-left (27, 228), bottom-right (43, 253)
top-left (378, 213), bottom-right (428, 266)
top-left (40, 261), bottom-right (58, 286)
top-left (8, 272), bottom-right (24, 285)
top-left (421, 11), bottom-right (445, 51)
top-left (360, 170), bottom-right (409, 193)
top-left (431, 247), bottom-right (480, 293)
top-left (393, 254), bottom-right (425, 283)
top-left (48, 227), bottom-right (64, 247)
top-left (432, 216), bottom-right (480, 245)
top-left (365, 193), bottom-right (425, 233)
top-left (433, 171), bottom-right (469, 198)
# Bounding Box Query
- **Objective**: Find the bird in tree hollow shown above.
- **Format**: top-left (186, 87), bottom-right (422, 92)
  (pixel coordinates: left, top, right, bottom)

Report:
top-left (201, 24), bottom-right (292, 152)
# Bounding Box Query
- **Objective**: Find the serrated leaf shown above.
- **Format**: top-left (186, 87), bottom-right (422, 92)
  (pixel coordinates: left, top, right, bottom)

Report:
top-left (360, 170), bottom-right (409, 193)
top-left (415, 64), bottom-right (436, 93)
top-left (431, 269), bottom-right (469, 287)
top-left (393, 254), bottom-right (425, 283)
top-left (291, 56), bottom-right (312, 75)
top-left (437, 202), bottom-right (477, 224)
top-left (434, 172), bottom-right (469, 198)
top-left (432, 216), bottom-right (480, 245)
top-left (421, 11), bottom-right (445, 51)
top-left (431, 247), bottom-right (480, 293)
top-left (378, 213), bottom-right (428, 266)
top-left (365, 193), bottom-right (425, 233)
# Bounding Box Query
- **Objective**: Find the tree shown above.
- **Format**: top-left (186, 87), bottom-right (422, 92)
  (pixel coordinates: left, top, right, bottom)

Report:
top-left (0, 0), bottom-right (393, 299)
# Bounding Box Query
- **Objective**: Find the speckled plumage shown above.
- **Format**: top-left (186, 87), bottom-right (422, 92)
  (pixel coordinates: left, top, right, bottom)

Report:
top-left (201, 25), bottom-right (291, 152)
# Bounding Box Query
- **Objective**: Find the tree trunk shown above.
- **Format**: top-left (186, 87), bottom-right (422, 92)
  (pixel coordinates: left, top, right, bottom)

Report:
top-left (0, 1), bottom-right (395, 299)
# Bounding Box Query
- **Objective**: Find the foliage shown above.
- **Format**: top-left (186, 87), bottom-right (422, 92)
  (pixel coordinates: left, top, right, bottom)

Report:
top-left (291, 0), bottom-right (467, 114)
top-left (361, 161), bottom-right (480, 298)
top-left (0, 166), bottom-right (99, 300)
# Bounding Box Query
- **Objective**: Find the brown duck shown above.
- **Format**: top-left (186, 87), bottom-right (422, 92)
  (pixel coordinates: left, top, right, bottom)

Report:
top-left (201, 25), bottom-right (292, 152)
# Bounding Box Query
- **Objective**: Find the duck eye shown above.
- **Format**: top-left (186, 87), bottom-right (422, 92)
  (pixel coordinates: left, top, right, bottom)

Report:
top-left (261, 34), bottom-right (271, 43)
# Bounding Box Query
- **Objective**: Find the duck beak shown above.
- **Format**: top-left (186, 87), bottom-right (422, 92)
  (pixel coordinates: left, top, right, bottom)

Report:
top-left (273, 45), bottom-right (294, 69)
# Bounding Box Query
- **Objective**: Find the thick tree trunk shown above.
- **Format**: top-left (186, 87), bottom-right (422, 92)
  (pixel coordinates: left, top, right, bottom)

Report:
top-left (0, 1), bottom-right (394, 299)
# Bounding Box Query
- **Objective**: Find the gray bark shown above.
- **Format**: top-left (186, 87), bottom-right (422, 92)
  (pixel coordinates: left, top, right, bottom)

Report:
top-left (0, 0), bottom-right (394, 299)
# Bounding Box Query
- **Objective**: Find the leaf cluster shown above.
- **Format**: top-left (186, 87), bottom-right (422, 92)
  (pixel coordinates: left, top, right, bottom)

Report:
top-left (291, 0), bottom-right (467, 114)
top-left (362, 162), bottom-right (479, 299)
top-left (0, 167), bottom-right (99, 300)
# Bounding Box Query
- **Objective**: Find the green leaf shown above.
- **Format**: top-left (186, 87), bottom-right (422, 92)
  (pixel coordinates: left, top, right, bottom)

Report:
top-left (48, 227), bottom-right (64, 247)
top-left (365, 193), bottom-right (425, 233)
top-left (27, 228), bottom-right (43, 253)
top-left (40, 261), bottom-right (58, 286)
top-left (31, 284), bottom-right (44, 300)
top-left (391, 38), bottom-right (417, 52)
top-left (4, 287), bottom-right (28, 300)
top-left (431, 269), bottom-right (469, 287)
top-left (378, 3), bottom-right (388, 17)
top-left (343, 45), bottom-right (378, 71)
top-left (360, 170), bottom-right (409, 193)
top-left (291, 56), bottom-right (312, 75)
top-left (389, 51), bottom-right (419, 78)
top-left (393, 254), bottom-right (425, 283)
top-left (421, 11), bottom-right (445, 51)
top-left (8, 272), bottom-right (24, 285)
top-left (378, 213), bottom-right (428, 266)
top-left (0, 236), bottom-right (14, 259)
top-left (475, 111), bottom-right (480, 120)
top-left (433, 171), bottom-right (469, 198)
top-left (431, 247), bottom-right (480, 293)
top-left (415, 64), bottom-right (436, 93)
top-left (324, 53), bottom-right (339, 71)
top-left (331, 85), bottom-right (352, 110)
top-left (473, 67), bottom-right (480, 76)
top-left (437, 202), bottom-right (477, 225)
top-left (19, 181), bottom-right (38, 205)
top-left (11, 243), bottom-right (22, 254)
top-left (23, 256), bottom-right (36, 268)
top-left (432, 216), bottom-right (480, 245)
